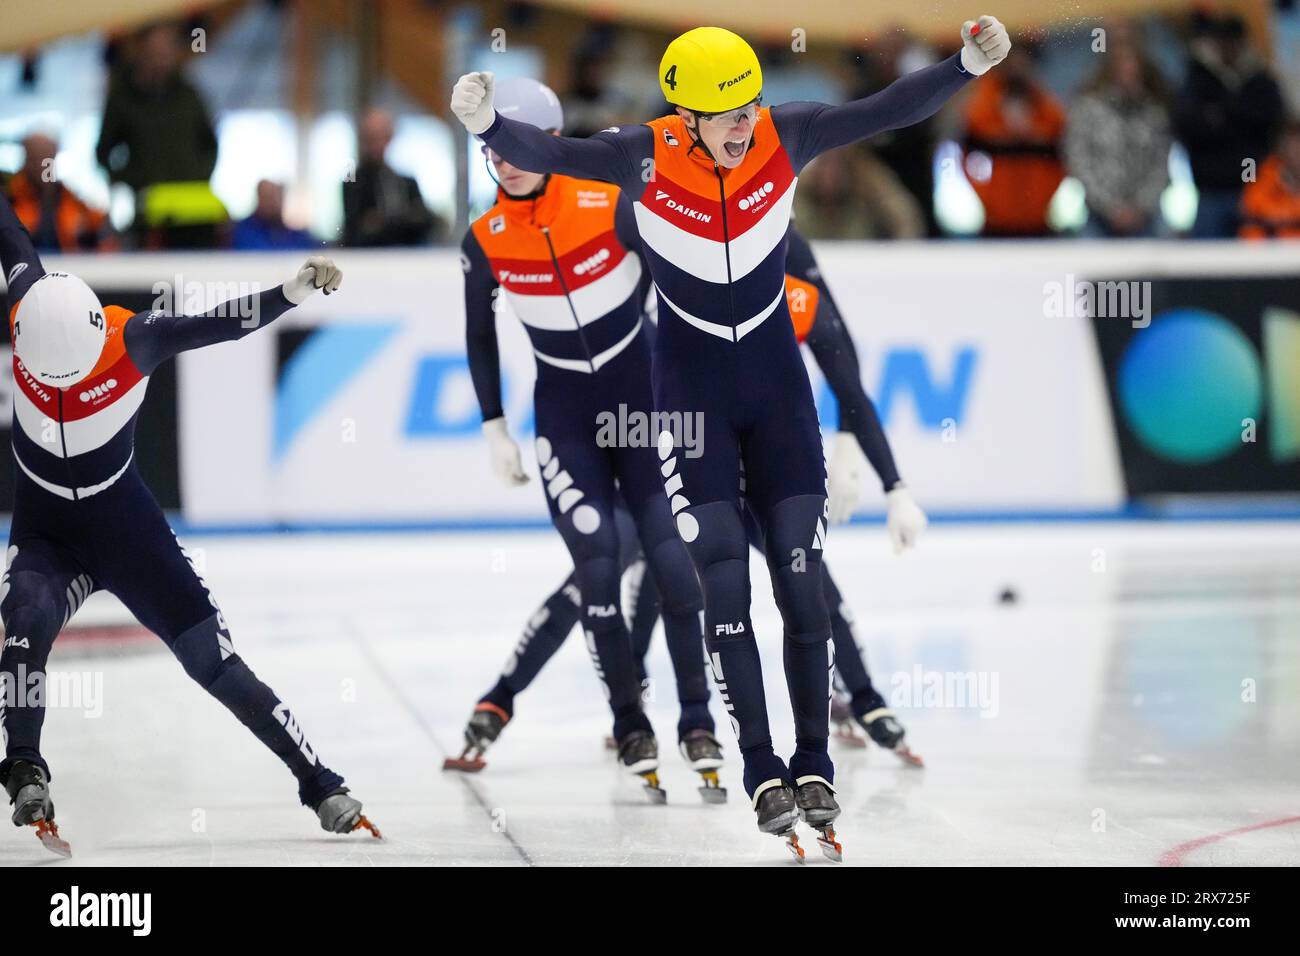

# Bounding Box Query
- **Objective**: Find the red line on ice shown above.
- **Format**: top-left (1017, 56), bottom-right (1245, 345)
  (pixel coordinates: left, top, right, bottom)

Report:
top-left (1158, 815), bottom-right (1300, 867)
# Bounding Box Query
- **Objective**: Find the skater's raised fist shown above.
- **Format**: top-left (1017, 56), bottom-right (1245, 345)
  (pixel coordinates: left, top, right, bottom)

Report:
top-left (482, 416), bottom-right (530, 487)
top-left (284, 256), bottom-right (343, 304)
top-left (885, 485), bottom-right (928, 555)
top-left (451, 72), bottom-right (496, 135)
top-left (960, 16), bottom-right (1010, 76)
top-left (827, 432), bottom-right (868, 525)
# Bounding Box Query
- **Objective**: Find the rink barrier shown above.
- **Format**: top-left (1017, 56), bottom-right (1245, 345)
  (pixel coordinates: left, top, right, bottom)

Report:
top-left (3, 241), bottom-right (1297, 527)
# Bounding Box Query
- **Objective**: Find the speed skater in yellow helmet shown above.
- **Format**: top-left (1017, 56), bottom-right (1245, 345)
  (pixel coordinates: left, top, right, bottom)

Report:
top-left (659, 27), bottom-right (764, 167)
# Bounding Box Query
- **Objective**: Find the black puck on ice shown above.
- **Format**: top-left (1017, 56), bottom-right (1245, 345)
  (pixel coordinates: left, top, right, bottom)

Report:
top-left (997, 586), bottom-right (1019, 605)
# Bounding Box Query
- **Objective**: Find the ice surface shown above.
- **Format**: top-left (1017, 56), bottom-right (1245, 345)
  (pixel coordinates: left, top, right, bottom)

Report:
top-left (3, 521), bottom-right (1298, 866)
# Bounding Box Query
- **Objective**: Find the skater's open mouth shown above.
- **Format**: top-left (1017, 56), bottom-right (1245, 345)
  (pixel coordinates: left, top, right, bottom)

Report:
top-left (722, 139), bottom-right (746, 159)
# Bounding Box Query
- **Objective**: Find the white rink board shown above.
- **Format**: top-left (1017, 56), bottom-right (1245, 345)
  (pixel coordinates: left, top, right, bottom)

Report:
top-left (22, 241), bottom-right (1297, 527)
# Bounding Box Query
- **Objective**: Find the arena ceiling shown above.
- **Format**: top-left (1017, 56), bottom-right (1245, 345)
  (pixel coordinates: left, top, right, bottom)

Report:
top-left (0, 0), bottom-right (1268, 54)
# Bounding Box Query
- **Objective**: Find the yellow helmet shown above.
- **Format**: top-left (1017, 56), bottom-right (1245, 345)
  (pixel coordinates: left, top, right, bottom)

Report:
top-left (659, 27), bottom-right (762, 114)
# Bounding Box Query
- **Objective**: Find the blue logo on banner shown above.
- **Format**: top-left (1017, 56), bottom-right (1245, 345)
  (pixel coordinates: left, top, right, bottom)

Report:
top-left (274, 324), bottom-right (400, 460)
top-left (816, 347), bottom-right (977, 429)
top-left (406, 355), bottom-right (534, 437)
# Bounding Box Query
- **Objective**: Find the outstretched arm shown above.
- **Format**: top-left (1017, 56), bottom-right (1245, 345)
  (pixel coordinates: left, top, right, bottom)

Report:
top-left (482, 117), bottom-right (650, 192)
top-left (774, 16), bottom-right (1009, 172)
top-left (124, 256), bottom-right (342, 375)
top-left (0, 192), bottom-right (45, 307)
top-left (452, 72), bottom-right (650, 191)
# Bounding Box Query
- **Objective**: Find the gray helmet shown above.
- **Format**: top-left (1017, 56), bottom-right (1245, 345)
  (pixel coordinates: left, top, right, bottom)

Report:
top-left (494, 77), bottom-right (564, 133)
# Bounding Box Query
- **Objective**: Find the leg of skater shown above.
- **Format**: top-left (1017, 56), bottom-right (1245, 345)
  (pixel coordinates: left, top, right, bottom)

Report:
top-left (533, 429), bottom-right (662, 799)
top-left (625, 559), bottom-right (659, 682)
top-left (624, 491), bottom-right (724, 800)
top-left (0, 539), bottom-right (88, 855)
top-left (820, 567), bottom-right (923, 765)
top-left (624, 498), bottom-right (712, 737)
top-left (92, 479), bottom-right (375, 836)
top-left (445, 572), bottom-right (583, 771)
top-left (447, 504), bottom-right (656, 772)
top-left (743, 393), bottom-right (842, 860)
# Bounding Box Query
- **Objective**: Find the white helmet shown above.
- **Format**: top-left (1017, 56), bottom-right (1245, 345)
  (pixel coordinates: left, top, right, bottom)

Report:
top-left (13, 272), bottom-right (107, 387)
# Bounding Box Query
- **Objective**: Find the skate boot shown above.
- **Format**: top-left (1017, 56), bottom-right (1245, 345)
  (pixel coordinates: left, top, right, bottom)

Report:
top-left (794, 777), bottom-right (842, 862)
top-left (858, 704), bottom-right (923, 767)
top-left (2, 761), bottom-right (70, 857)
top-left (831, 694), bottom-right (866, 748)
top-left (678, 729), bottom-right (727, 804)
top-left (443, 701), bottom-right (510, 772)
top-left (753, 780), bottom-right (803, 861)
top-left (617, 729), bottom-right (666, 804)
top-left (313, 788), bottom-right (383, 839)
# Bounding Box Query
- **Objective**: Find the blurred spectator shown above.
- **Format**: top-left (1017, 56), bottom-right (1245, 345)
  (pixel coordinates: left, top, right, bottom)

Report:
top-left (1239, 119), bottom-right (1300, 239)
top-left (6, 133), bottom-right (113, 252)
top-left (1066, 44), bottom-right (1171, 237)
top-left (562, 25), bottom-right (645, 137)
top-left (848, 31), bottom-right (944, 236)
top-left (960, 47), bottom-right (1066, 237)
top-left (231, 180), bottom-right (315, 251)
top-left (342, 108), bottom-right (440, 247)
top-left (794, 148), bottom-right (925, 239)
top-left (95, 21), bottom-right (223, 247)
top-left (1175, 14), bottom-right (1285, 238)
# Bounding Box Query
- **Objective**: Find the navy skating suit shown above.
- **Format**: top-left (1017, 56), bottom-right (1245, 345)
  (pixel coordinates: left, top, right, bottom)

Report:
top-left (0, 194), bottom-right (346, 808)
top-left (462, 173), bottom-right (711, 742)
top-left (479, 56), bottom-right (972, 795)
top-left (476, 228), bottom-right (910, 750)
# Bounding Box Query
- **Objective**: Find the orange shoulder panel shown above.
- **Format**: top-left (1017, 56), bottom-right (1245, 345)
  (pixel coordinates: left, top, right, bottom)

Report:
top-left (85, 305), bottom-right (134, 378)
top-left (470, 201), bottom-right (546, 260)
top-left (785, 274), bottom-right (819, 343)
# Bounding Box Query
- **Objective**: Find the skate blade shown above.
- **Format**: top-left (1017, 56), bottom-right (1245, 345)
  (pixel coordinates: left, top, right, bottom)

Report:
top-left (697, 771), bottom-right (728, 804)
top-left (815, 826), bottom-right (843, 863)
top-left (351, 815), bottom-right (385, 841)
top-left (784, 829), bottom-right (806, 863)
top-left (640, 771), bottom-right (668, 805)
top-left (893, 745), bottom-right (924, 768)
top-left (34, 820), bottom-right (71, 858)
top-left (442, 754), bottom-right (487, 773)
top-left (834, 724), bottom-right (868, 749)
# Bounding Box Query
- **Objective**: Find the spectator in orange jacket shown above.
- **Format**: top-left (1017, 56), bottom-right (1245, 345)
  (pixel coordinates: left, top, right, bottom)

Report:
top-left (5, 133), bottom-right (113, 252)
top-left (960, 46), bottom-right (1066, 237)
top-left (1240, 120), bottom-right (1300, 240)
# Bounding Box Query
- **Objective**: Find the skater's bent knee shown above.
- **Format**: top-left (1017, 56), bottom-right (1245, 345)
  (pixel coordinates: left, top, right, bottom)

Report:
top-left (0, 602), bottom-right (60, 659)
top-left (785, 627), bottom-right (831, 647)
top-left (679, 502), bottom-right (747, 566)
top-left (170, 613), bottom-right (235, 686)
top-left (761, 494), bottom-right (829, 562)
top-left (772, 566), bottom-right (830, 637)
top-left (645, 539), bottom-right (702, 616)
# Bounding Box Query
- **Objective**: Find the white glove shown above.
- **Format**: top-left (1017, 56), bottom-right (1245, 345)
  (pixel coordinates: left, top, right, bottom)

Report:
top-left (451, 71), bottom-right (496, 135)
top-left (283, 256), bottom-right (342, 304)
top-left (885, 485), bottom-right (928, 555)
top-left (482, 416), bottom-right (529, 487)
top-left (960, 15), bottom-right (1011, 76)
top-left (827, 432), bottom-right (868, 525)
